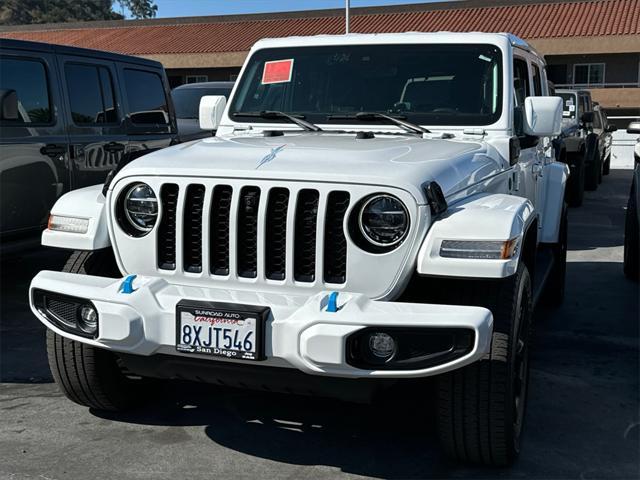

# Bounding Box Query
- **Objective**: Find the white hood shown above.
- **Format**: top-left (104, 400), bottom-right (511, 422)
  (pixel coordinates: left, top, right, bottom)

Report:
top-left (117, 132), bottom-right (499, 203)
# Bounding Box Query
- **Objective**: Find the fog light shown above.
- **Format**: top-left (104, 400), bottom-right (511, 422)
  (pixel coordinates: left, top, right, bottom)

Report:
top-left (368, 332), bottom-right (396, 359)
top-left (78, 305), bottom-right (98, 334)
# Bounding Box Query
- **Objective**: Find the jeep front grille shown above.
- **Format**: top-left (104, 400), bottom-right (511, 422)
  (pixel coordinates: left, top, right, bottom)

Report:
top-left (157, 183), bottom-right (179, 270)
top-left (157, 184), bottom-right (351, 284)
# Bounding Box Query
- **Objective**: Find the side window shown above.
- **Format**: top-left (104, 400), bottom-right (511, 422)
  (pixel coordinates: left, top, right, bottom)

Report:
top-left (513, 58), bottom-right (530, 106)
top-left (0, 57), bottom-right (52, 124)
top-left (513, 58), bottom-right (530, 137)
top-left (532, 64), bottom-right (542, 96)
top-left (123, 69), bottom-right (169, 125)
top-left (593, 111), bottom-right (602, 129)
top-left (580, 95), bottom-right (590, 115)
top-left (65, 63), bottom-right (118, 125)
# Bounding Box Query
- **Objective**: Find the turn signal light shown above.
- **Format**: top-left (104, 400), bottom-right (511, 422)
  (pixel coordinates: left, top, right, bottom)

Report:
top-left (48, 215), bottom-right (89, 234)
top-left (440, 238), bottom-right (519, 260)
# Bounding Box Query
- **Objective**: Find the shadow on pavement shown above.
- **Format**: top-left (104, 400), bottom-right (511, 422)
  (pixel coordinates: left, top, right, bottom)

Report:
top-left (87, 261), bottom-right (638, 479)
top-left (567, 169), bottom-right (631, 251)
top-left (0, 247), bottom-right (67, 382)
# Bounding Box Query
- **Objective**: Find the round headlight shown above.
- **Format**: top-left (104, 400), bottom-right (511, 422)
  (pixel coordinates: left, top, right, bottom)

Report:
top-left (358, 195), bottom-right (409, 247)
top-left (123, 183), bottom-right (158, 233)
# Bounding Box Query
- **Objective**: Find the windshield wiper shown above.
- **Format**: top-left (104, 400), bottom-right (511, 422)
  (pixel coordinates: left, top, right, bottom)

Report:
top-left (327, 112), bottom-right (431, 134)
top-left (232, 111), bottom-right (322, 132)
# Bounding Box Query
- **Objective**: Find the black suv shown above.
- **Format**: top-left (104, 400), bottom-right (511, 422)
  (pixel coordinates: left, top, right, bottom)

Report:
top-left (172, 81), bottom-right (234, 142)
top-left (0, 39), bottom-right (177, 252)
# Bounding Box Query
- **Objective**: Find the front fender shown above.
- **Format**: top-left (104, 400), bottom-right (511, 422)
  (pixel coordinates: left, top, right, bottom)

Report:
top-left (417, 193), bottom-right (535, 278)
top-left (42, 185), bottom-right (110, 250)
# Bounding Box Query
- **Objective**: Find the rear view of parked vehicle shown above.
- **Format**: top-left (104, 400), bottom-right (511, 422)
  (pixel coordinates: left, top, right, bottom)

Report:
top-left (172, 81), bottom-right (234, 142)
top-left (593, 103), bottom-right (617, 177)
top-left (0, 39), bottom-right (177, 253)
top-left (556, 89), bottom-right (597, 206)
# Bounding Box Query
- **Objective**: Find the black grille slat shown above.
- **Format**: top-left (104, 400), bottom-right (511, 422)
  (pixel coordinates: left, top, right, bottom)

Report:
top-left (157, 184), bottom-right (179, 270)
top-left (237, 186), bottom-right (261, 278)
top-left (294, 189), bottom-right (319, 282)
top-left (46, 297), bottom-right (80, 326)
top-left (265, 188), bottom-right (290, 280)
top-left (183, 184), bottom-right (205, 273)
top-left (324, 191), bottom-right (350, 284)
top-left (209, 185), bottom-right (233, 275)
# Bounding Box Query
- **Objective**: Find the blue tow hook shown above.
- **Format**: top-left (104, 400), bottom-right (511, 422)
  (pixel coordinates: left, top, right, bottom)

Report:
top-left (326, 291), bottom-right (339, 313)
top-left (119, 274), bottom-right (137, 294)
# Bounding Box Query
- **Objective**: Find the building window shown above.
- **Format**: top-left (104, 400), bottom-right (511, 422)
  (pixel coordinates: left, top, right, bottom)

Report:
top-left (186, 75), bottom-right (208, 84)
top-left (229, 74), bottom-right (239, 81)
top-left (573, 63), bottom-right (605, 86)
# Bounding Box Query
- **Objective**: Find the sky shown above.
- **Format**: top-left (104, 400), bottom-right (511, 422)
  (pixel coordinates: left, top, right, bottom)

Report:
top-left (122, 0), bottom-right (455, 18)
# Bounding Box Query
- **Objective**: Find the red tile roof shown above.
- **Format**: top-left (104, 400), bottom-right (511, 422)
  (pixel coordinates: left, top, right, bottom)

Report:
top-left (1, 0), bottom-right (638, 55)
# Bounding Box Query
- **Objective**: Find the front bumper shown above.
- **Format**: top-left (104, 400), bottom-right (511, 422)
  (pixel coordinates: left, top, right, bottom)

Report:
top-left (29, 271), bottom-right (493, 379)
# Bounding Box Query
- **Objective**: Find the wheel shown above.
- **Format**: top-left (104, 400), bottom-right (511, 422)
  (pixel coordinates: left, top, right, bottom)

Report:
top-left (585, 146), bottom-right (600, 191)
top-left (598, 154), bottom-right (604, 184)
top-left (624, 181), bottom-right (639, 281)
top-left (543, 204), bottom-right (568, 306)
top-left (566, 152), bottom-right (585, 207)
top-left (603, 154), bottom-right (611, 176)
top-left (46, 249), bottom-right (144, 411)
top-left (436, 263), bottom-right (533, 466)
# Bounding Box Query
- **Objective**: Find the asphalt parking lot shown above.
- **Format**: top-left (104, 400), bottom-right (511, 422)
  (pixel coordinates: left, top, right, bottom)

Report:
top-left (1, 169), bottom-right (638, 480)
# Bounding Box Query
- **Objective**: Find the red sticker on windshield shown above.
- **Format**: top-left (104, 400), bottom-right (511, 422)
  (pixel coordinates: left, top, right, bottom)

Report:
top-left (262, 59), bottom-right (294, 84)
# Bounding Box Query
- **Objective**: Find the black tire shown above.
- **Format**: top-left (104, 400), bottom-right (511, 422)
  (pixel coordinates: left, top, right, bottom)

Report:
top-left (47, 249), bottom-right (143, 411)
top-left (624, 181), bottom-right (639, 281)
top-left (585, 148), bottom-right (600, 191)
top-left (543, 205), bottom-right (568, 306)
top-left (603, 154), bottom-right (611, 176)
top-left (566, 152), bottom-right (585, 207)
top-left (436, 263), bottom-right (533, 466)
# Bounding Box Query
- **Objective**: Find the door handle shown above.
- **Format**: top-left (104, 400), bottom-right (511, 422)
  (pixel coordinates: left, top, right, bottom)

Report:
top-left (104, 142), bottom-right (125, 153)
top-left (40, 144), bottom-right (66, 158)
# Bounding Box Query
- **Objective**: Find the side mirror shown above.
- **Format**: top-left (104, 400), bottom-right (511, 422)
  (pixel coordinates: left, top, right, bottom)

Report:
top-left (199, 95), bottom-right (227, 131)
top-left (522, 96), bottom-right (562, 137)
top-left (627, 122), bottom-right (640, 135)
top-left (581, 111), bottom-right (594, 124)
top-left (605, 124), bottom-right (617, 133)
top-left (0, 89), bottom-right (19, 121)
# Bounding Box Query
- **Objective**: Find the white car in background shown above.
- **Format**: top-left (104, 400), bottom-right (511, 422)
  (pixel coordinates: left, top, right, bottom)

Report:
top-left (30, 32), bottom-right (567, 466)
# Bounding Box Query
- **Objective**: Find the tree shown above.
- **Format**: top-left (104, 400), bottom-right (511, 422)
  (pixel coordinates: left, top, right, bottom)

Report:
top-left (119, 0), bottom-right (156, 19)
top-left (0, 0), bottom-right (157, 26)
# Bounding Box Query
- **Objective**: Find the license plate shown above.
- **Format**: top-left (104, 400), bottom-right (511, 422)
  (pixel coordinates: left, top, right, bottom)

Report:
top-left (176, 301), bottom-right (269, 361)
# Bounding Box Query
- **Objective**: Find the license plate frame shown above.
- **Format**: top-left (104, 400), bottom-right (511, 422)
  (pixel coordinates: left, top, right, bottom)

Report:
top-left (175, 300), bottom-right (269, 361)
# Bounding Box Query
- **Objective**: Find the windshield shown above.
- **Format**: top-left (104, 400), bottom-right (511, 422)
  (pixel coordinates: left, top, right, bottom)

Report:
top-left (230, 44), bottom-right (503, 127)
top-left (173, 87), bottom-right (233, 119)
top-left (559, 93), bottom-right (577, 120)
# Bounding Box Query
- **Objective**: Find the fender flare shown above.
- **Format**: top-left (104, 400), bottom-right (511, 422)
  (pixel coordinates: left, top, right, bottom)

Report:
top-left (417, 193), bottom-right (535, 278)
top-left (540, 161), bottom-right (569, 243)
top-left (42, 184), bottom-right (110, 251)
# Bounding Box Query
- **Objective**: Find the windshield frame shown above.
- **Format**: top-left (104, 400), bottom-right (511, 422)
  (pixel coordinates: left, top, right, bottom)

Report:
top-left (226, 43), bottom-right (506, 130)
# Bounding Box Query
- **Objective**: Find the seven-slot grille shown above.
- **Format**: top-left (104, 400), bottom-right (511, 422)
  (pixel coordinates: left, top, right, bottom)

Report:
top-left (157, 184), bottom-right (350, 284)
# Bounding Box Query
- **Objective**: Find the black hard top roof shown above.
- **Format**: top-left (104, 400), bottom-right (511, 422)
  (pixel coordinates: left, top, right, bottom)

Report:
top-left (0, 37), bottom-right (163, 69)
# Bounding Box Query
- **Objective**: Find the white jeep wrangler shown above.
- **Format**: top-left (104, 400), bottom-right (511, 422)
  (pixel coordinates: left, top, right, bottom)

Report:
top-left (30, 33), bottom-right (568, 466)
